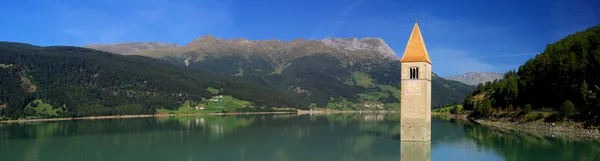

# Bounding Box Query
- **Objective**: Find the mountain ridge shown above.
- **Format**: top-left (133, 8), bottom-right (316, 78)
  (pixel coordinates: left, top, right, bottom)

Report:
top-left (84, 35), bottom-right (399, 63)
top-left (442, 72), bottom-right (505, 86)
top-left (84, 42), bottom-right (179, 55)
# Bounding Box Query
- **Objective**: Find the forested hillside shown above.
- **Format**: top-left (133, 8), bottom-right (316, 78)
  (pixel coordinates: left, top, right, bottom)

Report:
top-left (176, 53), bottom-right (474, 109)
top-left (87, 36), bottom-right (476, 109)
top-left (0, 35), bottom-right (477, 120)
top-left (135, 43), bottom-right (473, 108)
top-left (0, 42), bottom-right (297, 119)
top-left (462, 25), bottom-right (600, 125)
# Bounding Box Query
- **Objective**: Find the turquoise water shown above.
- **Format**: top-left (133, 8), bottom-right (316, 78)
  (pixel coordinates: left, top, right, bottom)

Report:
top-left (1, 114), bottom-right (599, 161)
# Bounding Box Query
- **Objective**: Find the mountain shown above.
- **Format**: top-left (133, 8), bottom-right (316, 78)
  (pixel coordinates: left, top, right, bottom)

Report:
top-left (86, 35), bottom-right (398, 64)
top-left (462, 24), bottom-right (600, 125)
top-left (84, 42), bottom-right (179, 55)
top-left (443, 72), bottom-right (505, 86)
top-left (321, 37), bottom-right (397, 59)
top-left (86, 36), bottom-right (475, 108)
top-left (0, 42), bottom-right (298, 118)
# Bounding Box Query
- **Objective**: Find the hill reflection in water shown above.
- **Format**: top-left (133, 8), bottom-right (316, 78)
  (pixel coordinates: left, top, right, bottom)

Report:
top-left (0, 113), bottom-right (598, 161)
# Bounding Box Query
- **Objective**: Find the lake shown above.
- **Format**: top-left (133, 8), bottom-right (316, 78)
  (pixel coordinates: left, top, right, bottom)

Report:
top-left (1, 113), bottom-right (599, 161)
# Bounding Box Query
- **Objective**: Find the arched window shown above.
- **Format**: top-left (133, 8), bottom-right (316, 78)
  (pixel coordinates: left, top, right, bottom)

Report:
top-left (409, 67), bottom-right (419, 79)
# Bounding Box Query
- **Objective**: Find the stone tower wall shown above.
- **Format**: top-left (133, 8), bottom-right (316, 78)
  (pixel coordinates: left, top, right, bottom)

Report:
top-left (400, 61), bottom-right (431, 141)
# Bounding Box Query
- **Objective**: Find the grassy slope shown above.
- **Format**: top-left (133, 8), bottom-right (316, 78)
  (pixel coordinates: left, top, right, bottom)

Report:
top-left (157, 95), bottom-right (252, 114)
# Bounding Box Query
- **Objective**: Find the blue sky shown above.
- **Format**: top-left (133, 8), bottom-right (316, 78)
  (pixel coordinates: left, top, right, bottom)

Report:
top-left (1, 0), bottom-right (599, 76)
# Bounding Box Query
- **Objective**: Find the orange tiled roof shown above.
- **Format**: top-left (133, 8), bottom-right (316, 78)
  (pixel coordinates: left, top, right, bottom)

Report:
top-left (400, 22), bottom-right (432, 64)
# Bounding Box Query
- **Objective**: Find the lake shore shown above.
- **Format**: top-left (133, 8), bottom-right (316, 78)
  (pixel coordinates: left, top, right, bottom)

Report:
top-left (0, 112), bottom-right (295, 123)
top-left (433, 112), bottom-right (600, 140)
top-left (0, 110), bottom-right (396, 123)
top-left (296, 109), bottom-right (394, 115)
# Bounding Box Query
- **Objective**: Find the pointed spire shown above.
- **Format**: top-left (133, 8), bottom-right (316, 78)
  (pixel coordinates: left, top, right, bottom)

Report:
top-left (400, 20), bottom-right (432, 64)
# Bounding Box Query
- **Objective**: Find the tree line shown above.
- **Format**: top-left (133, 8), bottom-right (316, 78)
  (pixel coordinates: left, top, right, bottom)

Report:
top-left (462, 25), bottom-right (600, 125)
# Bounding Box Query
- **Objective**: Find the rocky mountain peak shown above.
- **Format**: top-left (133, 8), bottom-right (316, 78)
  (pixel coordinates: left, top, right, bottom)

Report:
top-left (189, 34), bottom-right (219, 44)
top-left (321, 37), bottom-right (397, 59)
top-left (200, 34), bottom-right (216, 40)
top-left (186, 34), bottom-right (229, 50)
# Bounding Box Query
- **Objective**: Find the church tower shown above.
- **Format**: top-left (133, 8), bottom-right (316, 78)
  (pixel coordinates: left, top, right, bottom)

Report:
top-left (400, 19), bottom-right (432, 141)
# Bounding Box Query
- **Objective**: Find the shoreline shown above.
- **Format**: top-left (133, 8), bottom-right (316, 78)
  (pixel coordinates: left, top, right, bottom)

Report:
top-left (0, 110), bottom-right (396, 123)
top-left (0, 112), bottom-right (295, 123)
top-left (296, 109), bottom-right (395, 115)
top-left (432, 112), bottom-right (600, 140)
top-left (9, 110), bottom-right (598, 139)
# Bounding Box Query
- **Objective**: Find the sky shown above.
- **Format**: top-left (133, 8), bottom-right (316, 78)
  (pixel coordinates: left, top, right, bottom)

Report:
top-left (1, 0), bottom-right (599, 76)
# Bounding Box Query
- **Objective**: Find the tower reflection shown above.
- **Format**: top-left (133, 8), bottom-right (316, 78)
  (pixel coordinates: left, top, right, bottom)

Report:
top-left (400, 141), bottom-right (431, 161)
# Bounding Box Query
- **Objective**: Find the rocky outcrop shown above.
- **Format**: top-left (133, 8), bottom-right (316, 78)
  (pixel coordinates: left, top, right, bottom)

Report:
top-left (321, 37), bottom-right (397, 59)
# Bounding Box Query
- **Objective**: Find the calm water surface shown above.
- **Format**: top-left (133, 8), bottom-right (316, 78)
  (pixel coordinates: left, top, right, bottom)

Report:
top-left (1, 113), bottom-right (599, 161)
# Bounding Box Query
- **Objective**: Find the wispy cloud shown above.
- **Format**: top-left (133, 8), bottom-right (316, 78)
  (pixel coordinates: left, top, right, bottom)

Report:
top-left (50, 0), bottom-right (235, 45)
top-left (309, 9), bottom-right (513, 76)
top-left (428, 50), bottom-right (536, 76)
top-left (428, 48), bottom-right (497, 76)
top-left (403, 12), bottom-right (518, 76)
top-left (309, 0), bottom-right (363, 39)
top-left (472, 53), bottom-right (539, 58)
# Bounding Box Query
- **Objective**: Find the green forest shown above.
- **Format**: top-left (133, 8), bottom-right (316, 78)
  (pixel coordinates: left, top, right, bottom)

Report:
top-left (0, 42), bottom-right (299, 119)
top-left (170, 53), bottom-right (474, 109)
top-left (462, 25), bottom-right (600, 125)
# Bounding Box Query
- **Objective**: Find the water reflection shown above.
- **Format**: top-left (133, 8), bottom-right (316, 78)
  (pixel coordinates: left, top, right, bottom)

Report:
top-left (461, 122), bottom-right (600, 161)
top-left (401, 141), bottom-right (431, 161)
top-left (319, 113), bottom-right (600, 161)
top-left (0, 113), bottom-right (599, 161)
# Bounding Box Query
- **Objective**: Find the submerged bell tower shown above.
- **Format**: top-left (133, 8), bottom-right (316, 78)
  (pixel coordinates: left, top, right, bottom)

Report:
top-left (400, 19), bottom-right (432, 141)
